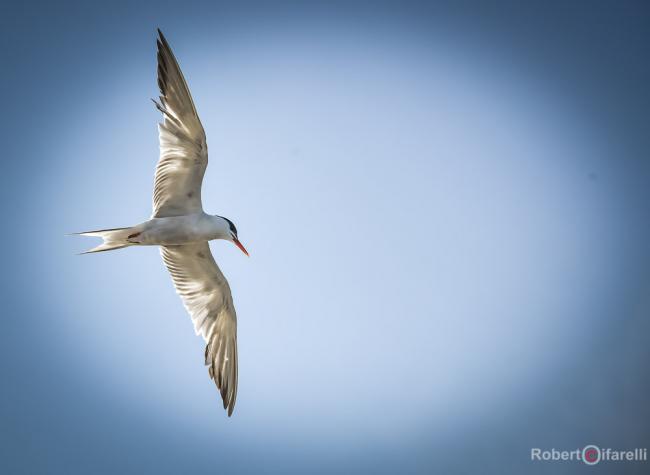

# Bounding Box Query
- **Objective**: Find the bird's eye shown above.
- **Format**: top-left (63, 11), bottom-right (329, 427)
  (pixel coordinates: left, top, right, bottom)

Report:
top-left (222, 217), bottom-right (237, 235)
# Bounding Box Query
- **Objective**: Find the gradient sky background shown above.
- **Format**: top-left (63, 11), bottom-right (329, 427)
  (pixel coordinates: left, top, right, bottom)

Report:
top-left (2, 1), bottom-right (650, 474)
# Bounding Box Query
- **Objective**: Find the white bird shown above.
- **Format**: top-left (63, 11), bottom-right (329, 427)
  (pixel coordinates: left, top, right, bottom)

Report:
top-left (75, 29), bottom-right (248, 416)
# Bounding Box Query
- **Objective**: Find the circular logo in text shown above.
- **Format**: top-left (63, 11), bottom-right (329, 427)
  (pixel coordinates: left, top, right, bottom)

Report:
top-left (582, 445), bottom-right (601, 465)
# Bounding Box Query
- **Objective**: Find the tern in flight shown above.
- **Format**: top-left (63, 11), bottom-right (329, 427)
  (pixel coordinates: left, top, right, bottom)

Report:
top-left (75, 30), bottom-right (247, 416)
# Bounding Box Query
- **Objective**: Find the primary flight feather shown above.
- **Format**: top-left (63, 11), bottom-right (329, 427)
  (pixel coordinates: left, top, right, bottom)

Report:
top-left (75, 29), bottom-right (248, 416)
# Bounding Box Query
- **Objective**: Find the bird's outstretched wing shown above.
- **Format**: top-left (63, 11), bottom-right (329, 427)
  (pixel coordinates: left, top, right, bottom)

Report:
top-left (152, 29), bottom-right (208, 218)
top-left (161, 242), bottom-right (238, 416)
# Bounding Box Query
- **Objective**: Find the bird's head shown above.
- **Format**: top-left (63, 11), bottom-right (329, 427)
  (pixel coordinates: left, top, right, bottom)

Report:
top-left (216, 216), bottom-right (249, 256)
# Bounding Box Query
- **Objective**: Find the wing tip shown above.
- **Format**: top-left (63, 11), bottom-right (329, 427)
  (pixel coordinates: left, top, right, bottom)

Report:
top-left (205, 341), bottom-right (237, 417)
top-left (157, 28), bottom-right (172, 52)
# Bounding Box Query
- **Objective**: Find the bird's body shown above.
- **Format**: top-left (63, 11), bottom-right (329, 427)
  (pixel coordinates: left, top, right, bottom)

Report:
top-left (134, 213), bottom-right (224, 245)
top-left (95, 213), bottom-right (233, 246)
top-left (75, 30), bottom-right (247, 416)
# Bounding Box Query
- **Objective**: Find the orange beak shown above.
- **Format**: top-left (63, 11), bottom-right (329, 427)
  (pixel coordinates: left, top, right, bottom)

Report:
top-left (233, 238), bottom-right (249, 256)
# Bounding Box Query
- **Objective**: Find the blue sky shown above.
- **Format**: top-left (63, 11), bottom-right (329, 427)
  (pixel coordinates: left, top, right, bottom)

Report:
top-left (2, 1), bottom-right (650, 474)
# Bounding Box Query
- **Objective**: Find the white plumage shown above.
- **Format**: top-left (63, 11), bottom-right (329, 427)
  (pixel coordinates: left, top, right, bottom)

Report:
top-left (76, 29), bottom-right (248, 416)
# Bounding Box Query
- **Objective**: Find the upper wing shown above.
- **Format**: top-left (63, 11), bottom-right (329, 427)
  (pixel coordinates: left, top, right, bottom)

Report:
top-left (161, 242), bottom-right (238, 416)
top-left (152, 29), bottom-right (208, 218)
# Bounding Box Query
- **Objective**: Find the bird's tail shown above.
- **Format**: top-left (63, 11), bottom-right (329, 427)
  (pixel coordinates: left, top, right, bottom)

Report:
top-left (73, 226), bottom-right (138, 254)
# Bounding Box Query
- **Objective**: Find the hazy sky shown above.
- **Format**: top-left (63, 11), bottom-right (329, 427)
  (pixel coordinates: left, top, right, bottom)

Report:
top-left (2, 1), bottom-right (650, 474)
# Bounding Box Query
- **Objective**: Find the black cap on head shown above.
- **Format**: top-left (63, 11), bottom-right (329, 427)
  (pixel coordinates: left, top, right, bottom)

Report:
top-left (219, 216), bottom-right (237, 236)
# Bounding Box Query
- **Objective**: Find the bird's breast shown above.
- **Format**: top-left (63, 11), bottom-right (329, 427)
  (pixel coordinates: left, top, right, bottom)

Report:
top-left (139, 214), bottom-right (213, 245)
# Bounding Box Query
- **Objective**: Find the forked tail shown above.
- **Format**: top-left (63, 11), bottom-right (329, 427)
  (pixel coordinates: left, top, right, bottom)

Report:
top-left (73, 227), bottom-right (137, 254)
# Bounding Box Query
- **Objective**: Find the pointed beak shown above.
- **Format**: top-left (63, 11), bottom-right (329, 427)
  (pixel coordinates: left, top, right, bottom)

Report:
top-left (233, 238), bottom-right (249, 256)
